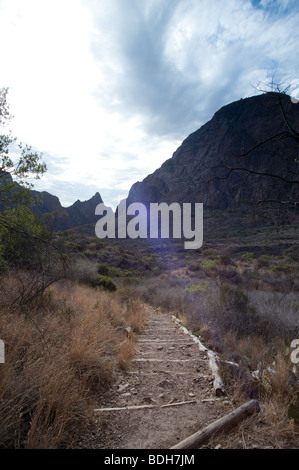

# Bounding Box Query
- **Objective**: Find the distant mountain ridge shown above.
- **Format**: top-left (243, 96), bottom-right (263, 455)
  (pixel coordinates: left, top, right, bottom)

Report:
top-left (0, 173), bottom-right (103, 231)
top-left (2, 92), bottom-right (298, 234)
top-left (31, 189), bottom-right (104, 231)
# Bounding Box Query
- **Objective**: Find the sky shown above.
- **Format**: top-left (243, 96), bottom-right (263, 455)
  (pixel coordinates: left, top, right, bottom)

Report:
top-left (0, 0), bottom-right (299, 209)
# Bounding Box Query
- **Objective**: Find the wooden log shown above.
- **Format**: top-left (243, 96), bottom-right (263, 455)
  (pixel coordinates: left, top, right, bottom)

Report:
top-left (94, 404), bottom-right (156, 412)
top-left (161, 400), bottom-right (197, 408)
top-left (94, 399), bottom-right (197, 413)
top-left (172, 315), bottom-right (226, 396)
top-left (170, 399), bottom-right (260, 449)
top-left (207, 350), bottom-right (226, 396)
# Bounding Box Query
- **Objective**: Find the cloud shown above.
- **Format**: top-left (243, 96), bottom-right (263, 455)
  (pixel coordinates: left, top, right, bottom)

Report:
top-left (0, 0), bottom-right (299, 208)
top-left (89, 0), bottom-right (299, 138)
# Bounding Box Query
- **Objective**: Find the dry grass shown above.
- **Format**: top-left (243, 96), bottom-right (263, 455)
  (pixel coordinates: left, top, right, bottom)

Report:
top-left (132, 274), bottom-right (299, 448)
top-left (0, 279), bottom-right (147, 448)
top-left (208, 343), bottom-right (299, 449)
top-left (117, 338), bottom-right (137, 371)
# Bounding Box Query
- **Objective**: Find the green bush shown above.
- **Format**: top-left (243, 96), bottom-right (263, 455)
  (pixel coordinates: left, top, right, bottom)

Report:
top-left (96, 263), bottom-right (109, 276)
top-left (200, 259), bottom-right (219, 269)
top-left (0, 206), bottom-right (51, 268)
top-left (219, 255), bottom-right (233, 266)
top-left (241, 252), bottom-right (255, 262)
top-left (272, 265), bottom-right (295, 273)
top-left (185, 282), bottom-right (210, 294)
top-left (208, 283), bottom-right (260, 337)
top-left (107, 266), bottom-right (125, 277)
top-left (94, 275), bottom-right (117, 292)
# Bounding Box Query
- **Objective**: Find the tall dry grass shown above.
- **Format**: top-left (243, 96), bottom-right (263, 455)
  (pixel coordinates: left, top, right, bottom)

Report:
top-left (131, 274), bottom-right (299, 448)
top-left (0, 279), bottom-right (147, 448)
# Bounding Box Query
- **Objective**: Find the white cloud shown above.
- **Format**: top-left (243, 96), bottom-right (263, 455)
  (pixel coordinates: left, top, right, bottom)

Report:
top-left (0, 0), bottom-right (299, 208)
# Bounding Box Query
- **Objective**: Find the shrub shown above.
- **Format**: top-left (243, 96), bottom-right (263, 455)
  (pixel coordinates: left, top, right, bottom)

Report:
top-left (272, 265), bottom-right (295, 273)
top-left (71, 259), bottom-right (97, 285)
top-left (202, 248), bottom-right (219, 258)
top-left (219, 254), bottom-right (233, 266)
top-left (185, 282), bottom-right (210, 294)
top-left (208, 283), bottom-right (261, 337)
top-left (0, 283), bottom-right (127, 448)
top-left (95, 275), bottom-right (117, 292)
top-left (200, 259), bottom-right (219, 269)
top-left (96, 263), bottom-right (109, 276)
top-left (241, 252), bottom-right (255, 262)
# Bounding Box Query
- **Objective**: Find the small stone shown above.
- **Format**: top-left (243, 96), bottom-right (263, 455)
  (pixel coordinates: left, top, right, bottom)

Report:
top-left (118, 383), bottom-right (129, 392)
top-left (142, 396), bottom-right (156, 404)
top-left (188, 393), bottom-right (195, 397)
top-left (157, 379), bottom-right (172, 388)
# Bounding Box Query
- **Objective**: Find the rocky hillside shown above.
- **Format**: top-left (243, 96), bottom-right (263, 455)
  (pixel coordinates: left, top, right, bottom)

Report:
top-left (2, 92), bottom-right (298, 233)
top-left (0, 172), bottom-right (103, 231)
top-left (32, 190), bottom-right (103, 231)
top-left (127, 92), bottom-right (299, 229)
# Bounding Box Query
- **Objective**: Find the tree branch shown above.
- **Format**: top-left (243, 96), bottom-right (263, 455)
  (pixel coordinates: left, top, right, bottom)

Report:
top-left (203, 165), bottom-right (299, 186)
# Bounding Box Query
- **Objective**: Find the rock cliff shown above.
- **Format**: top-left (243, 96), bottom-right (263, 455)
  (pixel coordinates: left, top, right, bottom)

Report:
top-left (127, 92), bottom-right (299, 228)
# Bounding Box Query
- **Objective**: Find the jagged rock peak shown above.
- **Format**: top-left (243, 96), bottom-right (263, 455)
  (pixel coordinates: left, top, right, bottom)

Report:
top-left (127, 92), bottom-right (299, 216)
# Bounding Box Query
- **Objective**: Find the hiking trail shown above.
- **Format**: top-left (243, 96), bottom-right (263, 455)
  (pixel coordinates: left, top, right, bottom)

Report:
top-left (92, 307), bottom-right (236, 449)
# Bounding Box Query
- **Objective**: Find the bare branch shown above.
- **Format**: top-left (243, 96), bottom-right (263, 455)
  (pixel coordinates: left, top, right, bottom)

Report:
top-left (202, 165), bottom-right (299, 186)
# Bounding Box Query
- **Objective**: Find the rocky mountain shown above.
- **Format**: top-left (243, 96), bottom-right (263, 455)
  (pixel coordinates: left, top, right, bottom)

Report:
top-left (0, 172), bottom-right (103, 231)
top-left (2, 92), bottom-right (298, 234)
top-left (127, 92), bottom-right (299, 229)
top-left (32, 190), bottom-right (104, 231)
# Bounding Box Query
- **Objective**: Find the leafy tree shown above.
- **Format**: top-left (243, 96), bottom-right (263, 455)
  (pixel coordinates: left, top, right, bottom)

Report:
top-left (0, 87), bottom-right (66, 306)
top-left (0, 87), bottom-right (46, 193)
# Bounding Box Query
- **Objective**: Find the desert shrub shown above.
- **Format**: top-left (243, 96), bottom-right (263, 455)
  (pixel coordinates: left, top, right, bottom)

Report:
top-left (216, 267), bottom-right (243, 285)
top-left (256, 255), bottom-right (271, 268)
top-left (0, 206), bottom-right (51, 269)
top-left (107, 266), bottom-right (123, 277)
top-left (95, 275), bottom-right (117, 292)
top-left (133, 277), bottom-right (188, 314)
top-left (185, 282), bottom-right (210, 294)
top-left (117, 338), bottom-right (136, 370)
top-left (70, 259), bottom-right (97, 285)
top-left (272, 265), bottom-right (295, 273)
top-left (208, 283), bottom-right (262, 337)
top-left (122, 276), bottom-right (140, 285)
top-left (202, 248), bottom-right (219, 258)
top-left (219, 254), bottom-right (233, 266)
top-left (0, 252), bottom-right (8, 274)
top-left (200, 259), bottom-right (219, 270)
top-left (188, 262), bottom-right (200, 272)
top-left (0, 283), bottom-right (131, 448)
top-left (248, 290), bottom-right (299, 338)
top-left (283, 246), bottom-right (299, 262)
top-left (96, 263), bottom-right (109, 276)
top-left (241, 252), bottom-right (255, 262)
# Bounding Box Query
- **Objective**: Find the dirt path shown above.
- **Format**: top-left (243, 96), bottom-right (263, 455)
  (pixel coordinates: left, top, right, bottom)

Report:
top-left (93, 307), bottom-right (235, 449)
